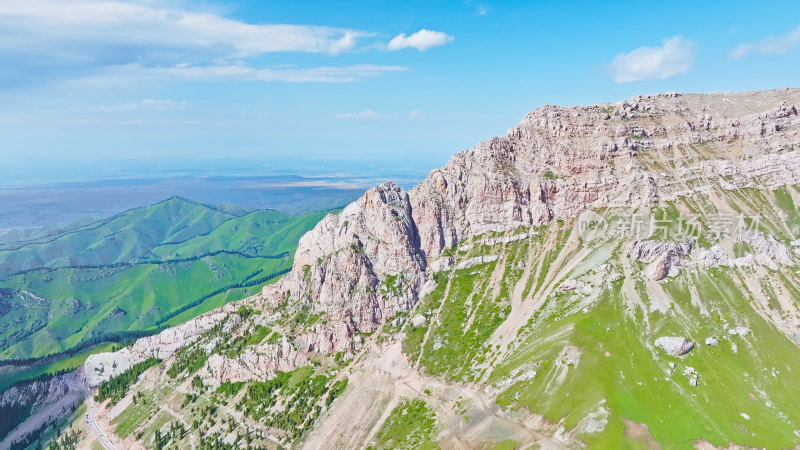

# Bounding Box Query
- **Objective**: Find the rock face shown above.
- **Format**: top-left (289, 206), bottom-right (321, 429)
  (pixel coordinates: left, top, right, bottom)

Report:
top-left (629, 239), bottom-right (694, 280)
top-left (0, 373), bottom-right (70, 410)
top-left (410, 90), bottom-right (800, 259)
top-left (85, 308), bottom-right (233, 386)
top-left (693, 245), bottom-right (731, 268)
top-left (736, 230), bottom-right (795, 269)
top-left (655, 336), bottom-right (695, 356)
top-left (84, 348), bottom-right (136, 387)
top-left (296, 321), bottom-right (354, 353)
top-left (198, 339), bottom-right (309, 386)
top-left (266, 182), bottom-right (427, 335)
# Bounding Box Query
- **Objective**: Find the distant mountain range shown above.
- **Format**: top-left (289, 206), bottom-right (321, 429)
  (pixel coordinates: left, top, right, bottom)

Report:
top-left (0, 197), bottom-right (240, 275)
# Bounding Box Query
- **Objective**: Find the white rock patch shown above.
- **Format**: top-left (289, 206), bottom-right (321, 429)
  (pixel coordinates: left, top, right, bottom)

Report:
top-left (655, 336), bottom-right (694, 356)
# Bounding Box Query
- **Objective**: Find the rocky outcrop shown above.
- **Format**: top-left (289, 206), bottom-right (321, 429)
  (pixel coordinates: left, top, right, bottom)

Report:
top-left (690, 232), bottom-right (796, 272)
top-left (265, 182), bottom-right (427, 335)
top-left (655, 336), bottom-right (694, 356)
top-left (456, 255), bottom-right (500, 270)
top-left (629, 239), bottom-right (693, 280)
top-left (736, 230), bottom-right (795, 269)
top-left (85, 308), bottom-right (234, 386)
top-left (198, 338), bottom-right (309, 386)
top-left (84, 348), bottom-right (137, 387)
top-left (692, 245), bottom-right (731, 268)
top-left (410, 90), bottom-right (800, 259)
top-left (296, 321), bottom-right (354, 353)
top-left (0, 373), bottom-right (70, 411)
top-left (559, 279), bottom-right (595, 295)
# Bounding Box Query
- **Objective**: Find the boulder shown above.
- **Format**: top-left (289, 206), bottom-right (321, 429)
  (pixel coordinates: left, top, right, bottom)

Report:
top-left (655, 336), bottom-right (694, 356)
top-left (411, 314), bottom-right (427, 328)
top-left (629, 239), bottom-right (693, 280)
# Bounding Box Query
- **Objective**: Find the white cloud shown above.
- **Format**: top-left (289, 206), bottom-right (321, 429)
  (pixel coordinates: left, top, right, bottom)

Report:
top-left (62, 64), bottom-right (408, 89)
top-left (71, 119), bottom-right (216, 126)
top-left (477, 5), bottom-right (489, 16)
top-left (74, 99), bottom-right (187, 111)
top-left (387, 29), bottom-right (453, 51)
top-left (729, 25), bottom-right (800, 59)
top-left (153, 64), bottom-right (408, 83)
top-left (608, 36), bottom-right (695, 83)
top-left (0, 0), bottom-right (367, 56)
top-left (335, 109), bottom-right (427, 120)
top-left (335, 109), bottom-right (382, 119)
top-left (0, 0), bottom-right (406, 87)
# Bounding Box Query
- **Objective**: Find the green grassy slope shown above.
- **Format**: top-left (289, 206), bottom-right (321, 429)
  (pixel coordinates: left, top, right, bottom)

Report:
top-left (0, 253), bottom-right (287, 359)
top-left (0, 203), bottom-right (330, 365)
top-left (493, 270), bottom-right (800, 448)
top-left (149, 209), bottom-right (328, 260)
top-left (403, 187), bottom-right (800, 448)
top-left (0, 197), bottom-right (238, 277)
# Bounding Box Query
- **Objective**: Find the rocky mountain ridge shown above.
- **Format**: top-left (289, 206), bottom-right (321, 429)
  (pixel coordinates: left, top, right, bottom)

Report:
top-left (86, 89), bottom-right (800, 385)
top-left (68, 88), bottom-right (800, 449)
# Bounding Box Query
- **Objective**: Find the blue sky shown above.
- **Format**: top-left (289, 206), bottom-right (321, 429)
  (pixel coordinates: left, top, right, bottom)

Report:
top-left (1, 0), bottom-right (799, 178)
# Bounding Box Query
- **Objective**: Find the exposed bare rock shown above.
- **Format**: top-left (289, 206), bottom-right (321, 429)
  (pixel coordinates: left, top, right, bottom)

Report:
top-left (692, 245), bottom-right (730, 268)
top-left (430, 255), bottom-right (454, 272)
top-left (138, 311), bottom-right (236, 360)
top-left (727, 326), bottom-right (751, 336)
top-left (629, 239), bottom-right (693, 263)
top-left (736, 230), bottom-right (795, 269)
top-left (655, 336), bottom-right (694, 356)
top-left (483, 231), bottom-right (536, 246)
top-left (629, 238), bottom-right (693, 280)
top-left (411, 314), bottom-right (427, 327)
top-left (198, 338), bottom-right (309, 386)
top-left (456, 255), bottom-right (500, 270)
top-left (0, 372), bottom-right (70, 410)
top-left (84, 348), bottom-right (137, 387)
top-left (559, 279), bottom-right (595, 295)
top-left (0, 371), bottom-right (84, 448)
top-left (562, 265), bottom-right (623, 296)
top-left (411, 90), bottom-right (800, 259)
top-left (295, 321), bottom-right (353, 353)
top-left (270, 182), bottom-right (427, 334)
top-left (85, 309), bottom-right (233, 386)
top-left (593, 264), bottom-right (623, 283)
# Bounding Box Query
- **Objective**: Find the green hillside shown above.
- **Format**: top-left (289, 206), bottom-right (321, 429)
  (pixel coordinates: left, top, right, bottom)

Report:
top-left (0, 197), bottom-right (239, 277)
top-left (0, 201), bottom-right (329, 367)
top-left (404, 188), bottom-right (800, 448)
top-left (149, 209), bottom-right (327, 260)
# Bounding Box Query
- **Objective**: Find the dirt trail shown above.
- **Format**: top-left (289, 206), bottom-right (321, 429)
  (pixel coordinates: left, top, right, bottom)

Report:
top-left (305, 342), bottom-right (563, 449)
